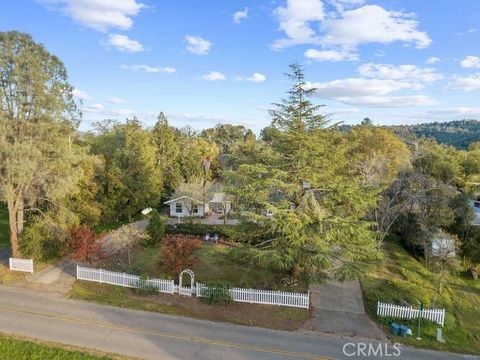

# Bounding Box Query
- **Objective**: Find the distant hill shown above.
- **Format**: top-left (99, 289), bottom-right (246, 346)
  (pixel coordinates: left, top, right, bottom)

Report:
top-left (390, 120), bottom-right (480, 149)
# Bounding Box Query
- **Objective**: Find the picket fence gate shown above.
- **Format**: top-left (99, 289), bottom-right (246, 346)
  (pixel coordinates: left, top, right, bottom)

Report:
top-left (196, 283), bottom-right (310, 309)
top-left (377, 301), bottom-right (445, 327)
top-left (9, 258), bottom-right (34, 273)
top-left (76, 266), bottom-right (310, 309)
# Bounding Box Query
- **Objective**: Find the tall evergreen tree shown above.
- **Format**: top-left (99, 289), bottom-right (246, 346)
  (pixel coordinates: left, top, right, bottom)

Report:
top-left (226, 63), bottom-right (382, 281)
top-left (152, 112), bottom-right (181, 194)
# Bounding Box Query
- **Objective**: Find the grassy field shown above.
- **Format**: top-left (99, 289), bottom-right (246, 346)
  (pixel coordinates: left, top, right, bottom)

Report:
top-left (361, 235), bottom-right (480, 355)
top-left (0, 333), bottom-right (132, 359)
top-left (0, 202), bottom-right (9, 249)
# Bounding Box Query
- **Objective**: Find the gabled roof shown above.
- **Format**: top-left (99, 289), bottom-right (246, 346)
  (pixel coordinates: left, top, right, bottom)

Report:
top-left (164, 195), bottom-right (205, 205)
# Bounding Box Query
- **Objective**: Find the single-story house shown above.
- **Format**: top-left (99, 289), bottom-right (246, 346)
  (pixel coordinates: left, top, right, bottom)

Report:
top-left (164, 196), bottom-right (209, 218)
top-left (164, 192), bottom-right (231, 218)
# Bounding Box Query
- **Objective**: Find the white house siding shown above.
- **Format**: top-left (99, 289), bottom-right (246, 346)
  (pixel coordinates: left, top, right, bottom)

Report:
top-left (169, 200), bottom-right (206, 218)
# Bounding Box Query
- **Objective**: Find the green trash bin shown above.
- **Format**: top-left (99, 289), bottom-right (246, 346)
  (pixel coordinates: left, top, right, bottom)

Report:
top-left (390, 323), bottom-right (400, 336)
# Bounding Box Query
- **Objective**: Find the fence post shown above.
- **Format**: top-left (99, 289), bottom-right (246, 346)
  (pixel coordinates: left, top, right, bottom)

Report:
top-left (99, 268), bottom-right (103, 284)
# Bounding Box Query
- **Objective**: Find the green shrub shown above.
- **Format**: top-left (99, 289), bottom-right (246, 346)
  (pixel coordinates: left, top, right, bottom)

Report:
top-left (200, 283), bottom-right (233, 305)
top-left (20, 217), bottom-right (65, 261)
top-left (135, 275), bottom-right (158, 296)
top-left (166, 223), bottom-right (231, 238)
top-left (145, 210), bottom-right (165, 247)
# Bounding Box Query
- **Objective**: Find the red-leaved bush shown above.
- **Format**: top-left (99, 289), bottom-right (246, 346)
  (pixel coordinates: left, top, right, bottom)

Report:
top-left (161, 235), bottom-right (202, 276)
top-left (67, 226), bottom-right (102, 264)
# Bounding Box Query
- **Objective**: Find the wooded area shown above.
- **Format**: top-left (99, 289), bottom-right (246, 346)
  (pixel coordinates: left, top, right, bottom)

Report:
top-left (1, 31), bottom-right (480, 286)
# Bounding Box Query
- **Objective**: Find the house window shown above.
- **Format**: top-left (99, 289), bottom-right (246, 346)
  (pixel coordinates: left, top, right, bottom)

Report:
top-left (192, 204), bottom-right (199, 214)
top-left (474, 201), bottom-right (480, 209)
top-left (175, 203), bottom-right (182, 213)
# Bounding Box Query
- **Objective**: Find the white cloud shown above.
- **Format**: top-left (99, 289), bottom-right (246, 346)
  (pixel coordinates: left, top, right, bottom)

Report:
top-left (202, 71), bottom-right (226, 81)
top-left (426, 107), bottom-right (480, 117)
top-left (84, 103), bottom-right (104, 112)
top-left (358, 63), bottom-right (443, 82)
top-left (329, 0), bottom-right (365, 11)
top-left (185, 35), bottom-right (212, 55)
top-left (306, 78), bottom-right (435, 107)
top-left (322, 5), bottom-right (431, 49)
top-left (119, 64), bottom-right (176, 73)
top-left (107, 34), bottom-right (144, 52)
top-left (273, 1), bottom-right (431, 60)
top-left (447, 74), bottom-right (480, 91)
top-left (246, 73), bottom-right (266, 83)
top-left (460, 56), bottom-right (480, 69)
top-left (305, 48), bottom-right (358, 62)
top-left (107, 96), bottom-right (128, 104)
top-left (426, 57), bottom-right (440, 65)
top-left (273, 0), bottom-right (325, 49)
top-left (72, 88), bottom-right (91, 101)
top-left (233, 7), bottom-right (248, 24)
top-left (43, 0), bottom-right (145, 32)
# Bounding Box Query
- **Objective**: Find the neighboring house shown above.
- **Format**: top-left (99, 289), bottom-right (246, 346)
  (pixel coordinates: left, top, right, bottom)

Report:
top-left (470, 194), bottom-right (480, 226)
top-left (165, 192), bottom-right (231, 218)
top-left (431, 231), bottom-right (456, 258)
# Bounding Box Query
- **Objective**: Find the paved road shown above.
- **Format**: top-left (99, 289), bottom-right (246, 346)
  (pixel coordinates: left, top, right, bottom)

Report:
top-left (0, 286), bottom-right (477, 360)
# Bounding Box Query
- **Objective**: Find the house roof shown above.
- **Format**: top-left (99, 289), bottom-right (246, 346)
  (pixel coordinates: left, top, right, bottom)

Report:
top-left (164, 195), bottom-right (204, 205)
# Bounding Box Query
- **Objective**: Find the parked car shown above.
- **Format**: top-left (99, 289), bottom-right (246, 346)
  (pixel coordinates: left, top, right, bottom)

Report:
top-left (212, 233), bottom-right (219, 242)
top-left (204, 233), bottom-right (211, 242)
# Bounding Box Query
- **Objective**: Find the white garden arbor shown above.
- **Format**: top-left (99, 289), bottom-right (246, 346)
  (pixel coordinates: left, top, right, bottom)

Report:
top-left (178, 269), bottom-right (195, 296)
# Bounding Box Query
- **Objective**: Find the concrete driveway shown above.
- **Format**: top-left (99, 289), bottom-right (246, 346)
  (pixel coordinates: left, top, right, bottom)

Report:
top-left (302, 280), bottom-right (387, 341)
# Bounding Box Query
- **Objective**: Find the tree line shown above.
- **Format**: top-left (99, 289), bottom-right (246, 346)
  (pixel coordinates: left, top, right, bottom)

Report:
top-left (1, 32), bottom-right (479, 283)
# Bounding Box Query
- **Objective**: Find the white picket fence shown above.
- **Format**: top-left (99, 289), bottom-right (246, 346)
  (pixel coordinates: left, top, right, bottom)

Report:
top-left (9, 258), bottom-right (34, 273)
top-left (196, 283), bottom-right (310, 309)
top-left (76, 266), bottom-right (175, 294)
top-left (76, 266), bottom-right (310, 309)
top-left (377, 301), bottom-right (445, 327)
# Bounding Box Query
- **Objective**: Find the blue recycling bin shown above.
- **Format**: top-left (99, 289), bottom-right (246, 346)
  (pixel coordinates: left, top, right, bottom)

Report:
top-left (390, 323), bottom-right (400, 336)
top-left (399, 325), bottom-right (410, 337)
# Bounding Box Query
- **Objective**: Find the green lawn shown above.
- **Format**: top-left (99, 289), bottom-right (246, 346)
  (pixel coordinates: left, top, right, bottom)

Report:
top-left (0, 202), bottom-right (9, 249)
top-left (0, 333), bottom-right (130, 359)
top-left (361, 235), bottom-right (480, 355)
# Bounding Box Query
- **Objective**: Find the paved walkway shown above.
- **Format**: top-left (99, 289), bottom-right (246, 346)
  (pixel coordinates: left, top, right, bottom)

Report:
top-left (302, 280), bottom-right (387, 341)
top-left (18, 258), bottom-right (78, 295)
top-left (0, 285), bottom-right (473, 360)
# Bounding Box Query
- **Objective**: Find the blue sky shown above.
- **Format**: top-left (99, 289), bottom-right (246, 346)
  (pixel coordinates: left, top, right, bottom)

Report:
top-left (1, 0), bottom-right (480, 132)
